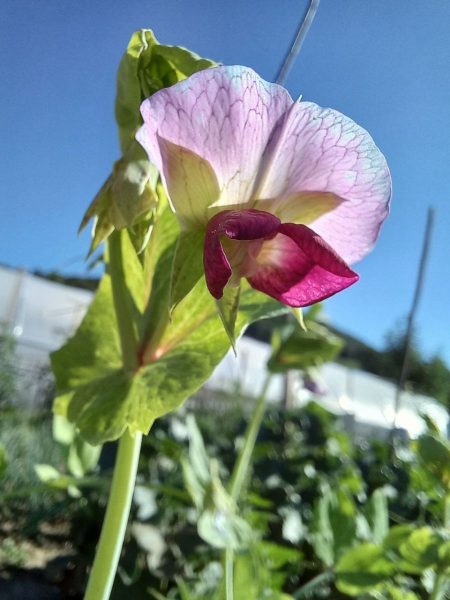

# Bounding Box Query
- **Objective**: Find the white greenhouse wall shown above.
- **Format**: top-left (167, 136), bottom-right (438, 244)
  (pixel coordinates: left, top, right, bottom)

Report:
top-left (0, 265), bottom-right (447, 436)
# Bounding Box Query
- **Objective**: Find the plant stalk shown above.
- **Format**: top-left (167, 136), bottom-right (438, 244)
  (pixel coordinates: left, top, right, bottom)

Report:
top-left (430, 573), bottom-right (449, 600)
top-left (84, 230), bottom-right (142, 600)
top-left (229, 375), bottom-right (271, 503)
top-left (84, 430), bottom-right (142, 600)
top-left (224, 377), bottom-right (271, 600)
top-left (225, 547), bottom-right (234, 600)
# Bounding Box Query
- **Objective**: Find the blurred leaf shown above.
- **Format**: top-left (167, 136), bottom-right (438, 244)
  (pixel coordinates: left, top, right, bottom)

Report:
top-left (0, 444), bottom-right (7, 479)
top-left (131, 522), bottom-right (166, 571)
top-left (383, 524), bottom-right (415, 555)
top-left (399, 527), bottom-right (442, 574)
top-left (198, 462), bottom-right (253, 550)
top-left (294, 572), bottom-right (334, 599)
top-left (34, 464), bottom-right (80, 497)
top-left (382, 585), bottom-right (419, 600)
top-left (335, 543), bottom-right (395, 596)
top-left (52, 414), bottom-right (75, 446)
top-left (176, 579), bottom-right (195, 600)
top-left (268, 321), bottom-right (343, 373)
top-left (311, 488), bottom-right (357, 567)
top-left (417, 434), bottom-right (450, 489)
top-left (366, 488), bottom-right (389, 545)
top-left (186, 415), bottom-right (210, 485)
top-left (258, 541), bottom-right (302, 570)
top-left (182, 415), bottom-right (211, 509)
top-left (67, 435), bottom-right (102, 478)
top-left (198, 507), bottom-right (252, 550)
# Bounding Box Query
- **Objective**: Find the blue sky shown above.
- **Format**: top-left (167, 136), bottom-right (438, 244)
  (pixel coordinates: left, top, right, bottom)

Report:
top-left (1, 1), bottom-right (450, 363)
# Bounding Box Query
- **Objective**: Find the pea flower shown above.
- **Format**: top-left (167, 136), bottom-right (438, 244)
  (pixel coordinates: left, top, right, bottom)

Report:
top-left (136, 66), bottom-right (391, 307)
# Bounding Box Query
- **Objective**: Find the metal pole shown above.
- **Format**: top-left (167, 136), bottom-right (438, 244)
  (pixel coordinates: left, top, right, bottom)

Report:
top-left (392, 207), bottom-right (435, 433)
top-left (275, 0), bottom-right (321, 86)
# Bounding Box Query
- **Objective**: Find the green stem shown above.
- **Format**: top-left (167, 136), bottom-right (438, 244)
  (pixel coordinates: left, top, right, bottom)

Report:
top-left (225, 547), bottom-right (234, 600)
top-left (223, 376), bottom-right (271, 600)
top-left (430, 573), bottom-right (449, 600)
top-left (84, 231), bottom-right (142, 600)
top-left (229, 375), bottom-right (271, 502)
top-left (429, 493), bottom-right (450, 600)
top-left (84, 430), bottom-right (142, 600)
top-left (444, 494), bottom-right (450, 528)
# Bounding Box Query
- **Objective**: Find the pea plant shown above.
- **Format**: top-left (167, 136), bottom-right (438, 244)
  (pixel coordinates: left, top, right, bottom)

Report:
top-left (50, 8), bottom-right (396, 599)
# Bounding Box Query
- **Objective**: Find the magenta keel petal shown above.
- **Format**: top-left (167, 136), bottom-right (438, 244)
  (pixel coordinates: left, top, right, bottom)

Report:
top-left (248, 223), bottom-right (359, 307)
top-left (204, 209), bottom-right (281, 299)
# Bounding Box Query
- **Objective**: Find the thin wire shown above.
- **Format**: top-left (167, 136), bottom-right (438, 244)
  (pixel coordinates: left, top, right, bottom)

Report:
top-left (275, 0), bottom-right (321, 86)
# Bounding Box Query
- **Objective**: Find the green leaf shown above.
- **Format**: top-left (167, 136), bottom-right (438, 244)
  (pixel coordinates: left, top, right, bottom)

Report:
top-left (268, 321), bottom-right (343, 373)
top-left (198, 461), bottom-right (253, 550)
top-left (82, 29), bottom-right (215, 249)
top-left (399, 527), bottom-right (442, 574)
top-left (67, 435), bottom-right (102, 478)
top-left (115, 29), bottom-right (215, 153)
top-left (181, 415), bottom-right (211, 509)
top-left (34, 464), bottom-right (80, 496)
top-left (52, 414), bottom-right (76, 446)
top-left (381, 585), bottom-right (419, 600)
top-left (80, 148), bottom-right (159, 254)
top-left (417, 434), bottom-right (450, 488)
top-left (258, 542), bottom-right (302, 570)
top-left (53, 208), bottom-right (285, 444)
top-left (108, 151), bottom-right (159, 230)
top-left (311, 488), bottom-right (357, 567)
top-left (216, 284), bottom-right (241, 352)
top-left (335, 543), bottom-right (395, 596)
top-left (0, 444), bottom-right (7, 480)
top-left (186, 415), bottom-right (210, 485)
top-left (290, 307), bottom-right (306, 330)
top-left (294, 572), bottom-right (334, 599)
top-left (169, 229), bottom-right (205, 313)
top-left (51, 274), bottom-right (122, 415)
top-left (366, 488), bottom-right (389, 545)
top-left (383, 524), bottom-right (415, 554)
top-left (198, 507), bottom-right (252, 550)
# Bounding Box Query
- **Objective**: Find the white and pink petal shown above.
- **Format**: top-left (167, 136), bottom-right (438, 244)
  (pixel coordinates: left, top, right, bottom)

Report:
top-left (254, 101), bottom-right (391, 263)
top-left (137, 66), bottom-right (292, 227)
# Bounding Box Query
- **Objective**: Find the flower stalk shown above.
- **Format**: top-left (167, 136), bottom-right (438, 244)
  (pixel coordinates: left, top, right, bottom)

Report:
top-left (224, 375), bottom-right (271, 600)
top-left (84, 430), bottom-right (142, 600)
top-left (84, 231), bottom-right (142, 600)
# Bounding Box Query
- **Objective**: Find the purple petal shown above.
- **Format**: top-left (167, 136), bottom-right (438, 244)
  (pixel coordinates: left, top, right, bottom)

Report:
top-left (204, 209), bottom-right (280, 299)
top-left (137, 66), bottom-right (292, 225)
top-left (254, 102), bottom-right (391, 263)
top-left (248, 223), bottom-right (359, 307)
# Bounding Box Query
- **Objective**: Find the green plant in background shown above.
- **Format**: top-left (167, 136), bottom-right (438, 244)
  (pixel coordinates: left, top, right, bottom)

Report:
top-left (0, 333), bottom-right (17, 407)
top-left (268, 305), bottom-right (343, 375)
top-left (34, 414), bottom-right (103, 497)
